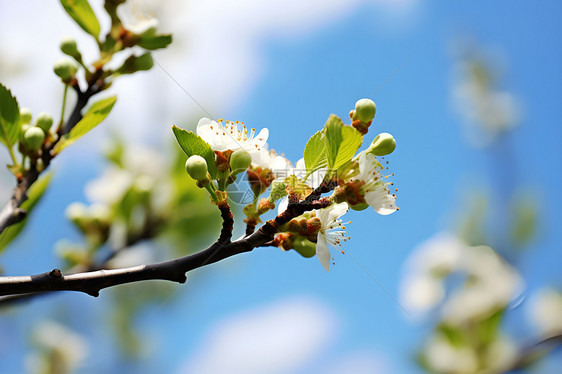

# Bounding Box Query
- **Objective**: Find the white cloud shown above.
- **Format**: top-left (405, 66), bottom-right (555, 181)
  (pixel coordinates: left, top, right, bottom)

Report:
top-left (177, 296), bottom-right (338, 374)
top-left (0, 0), bottom-right (418, 145)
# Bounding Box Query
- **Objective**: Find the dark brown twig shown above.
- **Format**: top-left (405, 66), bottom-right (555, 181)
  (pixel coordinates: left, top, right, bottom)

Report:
top-left (0, 192), bottom-right (332, 298)
top-left (0, 70), bottom-right (105, 235)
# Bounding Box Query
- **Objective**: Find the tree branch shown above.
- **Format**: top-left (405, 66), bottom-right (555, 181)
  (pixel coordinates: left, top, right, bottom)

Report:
top-left (0, 70), bottom-right (105, 235)
top-left (0, 195), bottom-right (331, 298)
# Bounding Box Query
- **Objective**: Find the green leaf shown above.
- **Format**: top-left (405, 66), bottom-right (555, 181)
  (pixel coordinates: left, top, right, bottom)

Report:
top-left (303, 130), bottom-right (327, 175)
top-left (332, 126), bottom-right (363, 170)
top-left (54, 96), bottom-right (117, 154)
top-left (172, 126), bottom-right (217, 178)
top-left (115, 53), bottom-right (154, 75)
top-left (60, 0), bottom-right (101, 38)
top-left (0, 83), bottom-right (20, 149)
top-left (324, 114), bottom-right (343, 169)
top-left (0, 173), bottom-right (52, 253)
top-left (137, 29), bottom-right (173, 50)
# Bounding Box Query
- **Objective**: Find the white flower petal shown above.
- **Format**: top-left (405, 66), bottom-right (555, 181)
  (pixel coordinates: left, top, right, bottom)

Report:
top-left (365, 188), bottom-right (396, 215)
top-left (278, 197), bottom-right (288, 215)
top-left (327, 202), bottom-right (348, 222)
top-left (316, 233), bottom-right (331, 272)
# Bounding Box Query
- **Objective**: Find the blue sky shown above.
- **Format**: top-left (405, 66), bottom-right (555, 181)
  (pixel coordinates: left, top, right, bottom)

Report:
top-left (1, 1), bottom-right (562, 373)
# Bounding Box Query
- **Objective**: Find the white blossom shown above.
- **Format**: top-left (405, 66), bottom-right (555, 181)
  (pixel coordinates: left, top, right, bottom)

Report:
top-left (277, 158), bottom-right (326, 215)
top-left (354, 152), bottom-right (396, 215)
top-left (425, 335), bottom-right (478, 374)
top-left (401, 232), bottom-right (524, 323)
top-left (528, 288), bottom-right (562, 337)
top-left (26, 321), bottom-right (88, 374)
top-left (251, 146), bottom-right (292, 178)
top-left (315, 202), bottom-right (349, 272)
top-left (196, 117), bottom-right (268, 158)
top-left (117, 0), bottom-right (159, 34)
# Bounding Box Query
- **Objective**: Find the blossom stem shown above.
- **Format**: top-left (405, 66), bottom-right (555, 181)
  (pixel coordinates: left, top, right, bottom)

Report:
top-left (58, 84), bottom-right (69, 128)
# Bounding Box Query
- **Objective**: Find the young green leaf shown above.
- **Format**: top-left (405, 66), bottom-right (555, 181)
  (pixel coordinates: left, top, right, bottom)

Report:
top-left (137, 29), bottom-right (173, 50)
top-left (0, 83), bottom-right (20, 150)
top-left (54, 96), bottom-right (117, 154)
top-left (324, 114), bottom-right (344, 169)
top-left (115, 53), bottom-right (154, 75)
top-left (172, 126), bottom-right (217, 178)
top-left (60, 0), bottom-right (101, 38)
top-left (332, 126), bottom-right (363, 170)
top-left (303, 130), bottom-right (327, 175)
top-left (0, 173), bottom-right (52, 253)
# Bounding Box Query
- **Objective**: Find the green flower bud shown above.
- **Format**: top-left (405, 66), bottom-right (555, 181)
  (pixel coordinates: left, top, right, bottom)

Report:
top-left (355, 98), bottom-right (377, 123)
top-left (350, 202), bottom-right (369, 211)
top-left (19, 107), bottom-right (32, 125)
top-left (268, 179), bottom-right (288, 202)
top-left (35, 112), bottom-right (53, 133)
top-left (368, 132), bottom-right (396, 156)
top-left (60, 37), bottom-right (81, 59)
top-left (292, 237), bottom-right (317, 258)
top-left (230, 149), bottom-right (252, 175)
top-left (20, 124), bottom-right (31, 142)
top-left (23, 127), bottom-right (45, 151)
top-left (185, 155), bottom-right (209, 181)
top-left (53, 58), bottom-right (78, 83)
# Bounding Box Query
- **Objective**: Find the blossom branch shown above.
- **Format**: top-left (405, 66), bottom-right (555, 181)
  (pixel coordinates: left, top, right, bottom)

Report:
top-left (0, 191), bottom-right (332, 298)
top-left (0, 69), bottom-right (105, 235)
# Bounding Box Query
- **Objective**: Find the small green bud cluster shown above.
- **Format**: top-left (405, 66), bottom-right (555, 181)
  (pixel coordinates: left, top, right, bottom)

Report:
top-left (18, 110), bottom-right (54, 153)
top-left (54, 58), bottom-right (78, 84)
top-left (350, 98), bottom-right (377, 135)
top-left (22, 127), bottom-right (45, 151)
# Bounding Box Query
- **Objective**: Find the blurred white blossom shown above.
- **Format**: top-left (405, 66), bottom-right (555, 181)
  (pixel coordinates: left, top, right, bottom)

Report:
top-left (26, 321), bottom-right (88, 374)
top-left (528, 288), bottom-right (562, 337)
top-left (452, 57), bottom-right (521, 147)
top-left (401, 232), bottom-right (524, 323)
top-left (425, 335), bottom-right (479, 373)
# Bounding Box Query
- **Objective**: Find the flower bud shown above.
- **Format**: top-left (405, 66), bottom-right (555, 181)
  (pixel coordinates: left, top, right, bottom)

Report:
top-left (230, 149), bottom-right (252, 175)
top-left (60, 37), bottom-right (81, 60)
top-left (306, 217), bottom-right (322, 234)
top-left (23, 127), bottom-right (45, 151)
top-left (19, 107), bottom-right (32, 125)
top-left (36, 112), bottom-right (53, 133)
top-left (268, 179), bottom-right (287, 202)
top-left (185, 155), bottom-right (209, 181)
top-left (355, 98), bottom-right (377, 123)
top-left (350, 202), bottom-right (369, 211)
top-left (368, 132), bottom-right (396, 156)
top-left (53, 58), bottom-right (78, 84)
top-left (292, 237), bottom-right (317, 258)
top-left (20, 124), bottom-right (31, 142)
